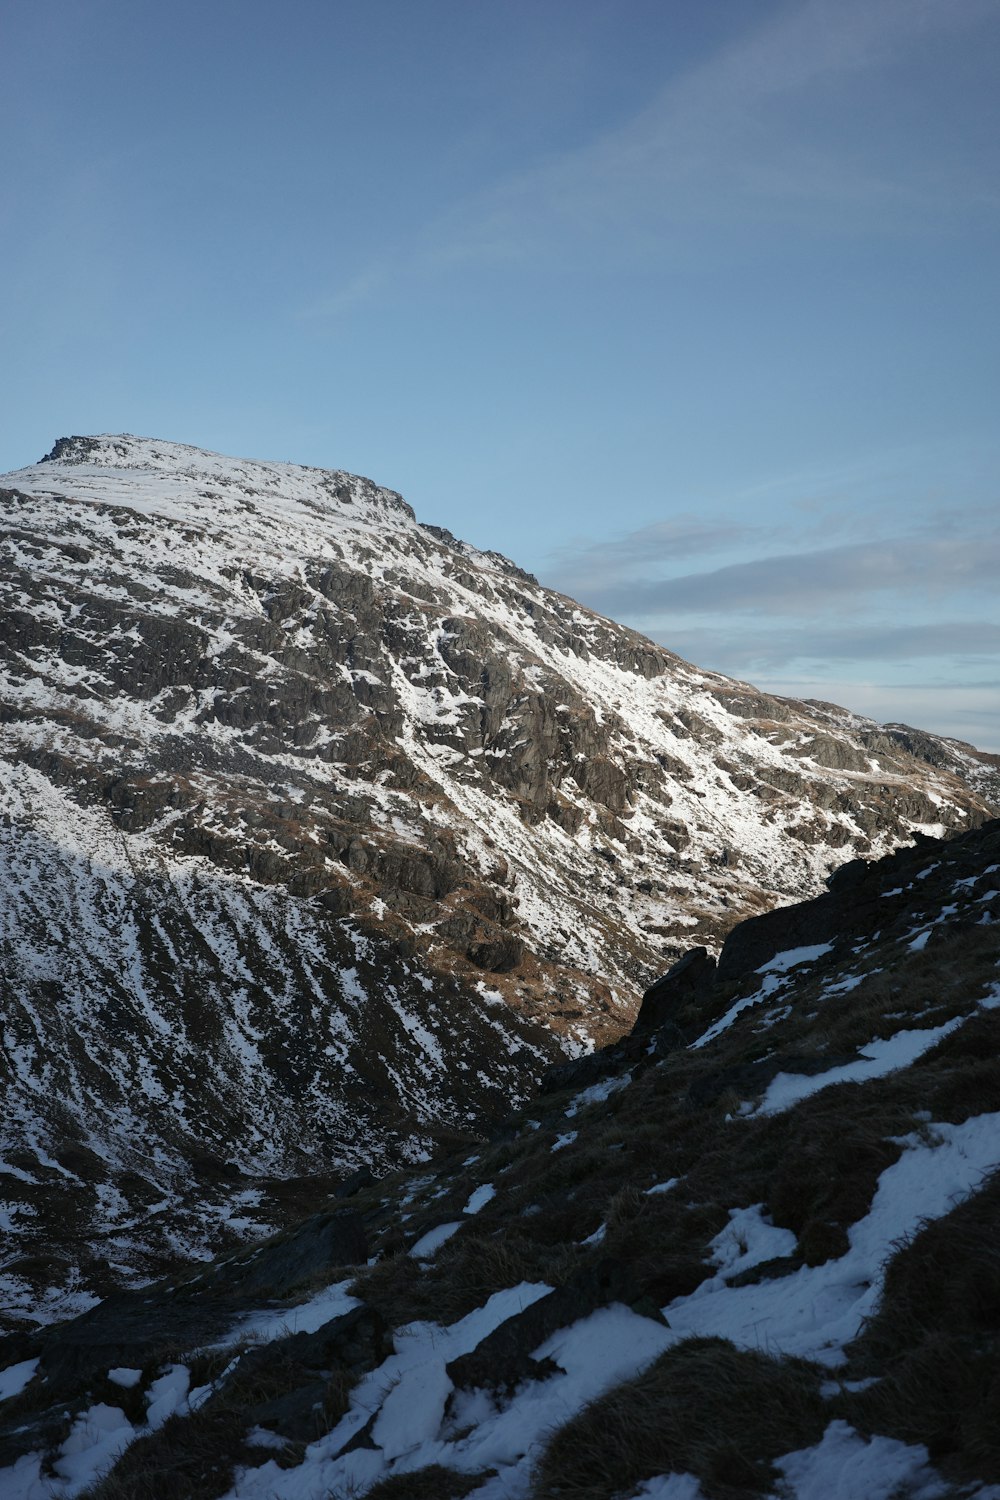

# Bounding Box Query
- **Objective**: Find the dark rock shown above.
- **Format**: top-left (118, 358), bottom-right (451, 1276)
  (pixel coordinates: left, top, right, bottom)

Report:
top-left (32, 1294), bottom-right (233, 1399)
top-left (335, 1168), bottom-right (376, 1200)
top-left (716, 899), bottom-right (840, 984)
top-left (467, 935), bottom-right (524, 973)
top-left (539, 1050), bottom-right (617, 1096)
top-left (224, 1212), bottom-right (368, 1298)
top-left (826, 858), bottom-right (869, 893)
top-left (277, 1302), bottom-right (390, 1376)
top-left (247, 1380), bottom-right (330, 1443)
top-left (634, 948), bottom-right (717, 1034)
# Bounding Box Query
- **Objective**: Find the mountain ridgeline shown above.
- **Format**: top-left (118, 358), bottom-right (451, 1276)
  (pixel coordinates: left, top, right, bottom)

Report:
top-left (0, 434), bottom-right (997, 1324)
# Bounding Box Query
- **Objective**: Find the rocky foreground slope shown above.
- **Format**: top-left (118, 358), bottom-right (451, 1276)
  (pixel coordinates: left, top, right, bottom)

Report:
top-left (1, 817), bottom-right (998, 1499)
top-left (1, 434), bottom-right (998, 1322)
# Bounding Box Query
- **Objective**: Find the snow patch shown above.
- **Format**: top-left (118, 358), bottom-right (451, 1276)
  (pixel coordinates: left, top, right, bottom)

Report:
top-left (409, 1222), bottom-right (462, 1259)
top-left (774, 1419), bottom-right (950, 1500)
top-left (752, 1017), bottom-right (966, 1116)
top-left (463, 1184), bottom-right (496, 1215)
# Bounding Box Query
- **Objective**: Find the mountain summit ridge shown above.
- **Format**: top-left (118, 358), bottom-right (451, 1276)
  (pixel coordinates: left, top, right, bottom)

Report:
top-left (1, 434), bottom-right (996, 1321)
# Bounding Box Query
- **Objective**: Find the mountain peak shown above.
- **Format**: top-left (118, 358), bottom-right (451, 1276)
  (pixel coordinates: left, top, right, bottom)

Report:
top-left (1, 433), bottom-right (998, 1329)
top-left (23, 432), bottom-right (418, 530)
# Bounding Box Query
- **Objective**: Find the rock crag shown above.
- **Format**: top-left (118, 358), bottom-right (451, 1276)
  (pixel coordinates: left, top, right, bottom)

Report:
top-left (1, 434), bottom-right (996, 1319)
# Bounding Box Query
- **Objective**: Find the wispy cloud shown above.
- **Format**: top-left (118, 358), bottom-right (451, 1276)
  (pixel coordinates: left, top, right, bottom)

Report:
top-left (546, 496), bottom-right (1000, 749)
top-left (660, 621), bottom-right (1000, 673)
top-left (566, 534), bottom-right (1000, 620)
top-left (547, 514), bottom-right (767, 594)
top-left (306, 0), bottom-right (999, 317)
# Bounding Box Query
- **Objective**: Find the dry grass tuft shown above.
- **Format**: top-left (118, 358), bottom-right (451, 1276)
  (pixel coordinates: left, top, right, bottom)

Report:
top-left (81, 1408), bottom-right (254, 1500)
top-left (363, 1464), bottom-right (492, 1498)
top-left (529, 1336), bottom-right (826, 1500)
top-left (425, 1232), bottom-right (559, 1323)
top-left (352, 1227), bottom-right (572, 1331)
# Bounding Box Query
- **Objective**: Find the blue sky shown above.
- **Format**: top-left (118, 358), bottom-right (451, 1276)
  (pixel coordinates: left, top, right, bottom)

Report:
top-left (2, 0), bottom-right (998, 748)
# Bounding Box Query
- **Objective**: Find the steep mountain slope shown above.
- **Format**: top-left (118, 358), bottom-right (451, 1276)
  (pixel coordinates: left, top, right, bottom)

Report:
top-left (1, 434), bottom-right (997, 1323)
top-left (1, 817), bottom-right (997, 1499)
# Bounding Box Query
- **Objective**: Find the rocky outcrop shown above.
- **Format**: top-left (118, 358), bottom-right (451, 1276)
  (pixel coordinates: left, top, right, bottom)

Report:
top-left (0, 434), bottom-right (996, 1325)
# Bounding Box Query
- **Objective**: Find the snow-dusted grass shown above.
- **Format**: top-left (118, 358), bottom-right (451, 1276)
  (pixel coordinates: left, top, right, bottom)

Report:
top-left (2, 794), bottom-right (995, 1499)
top-left (2, 431), bottom-right (990, 1338)
top-left (663, 1112), bottom-right (1000, 1366)
top-left (0, 1362), bottom-right (199, 1498)
top-left (218, 1283), bottom-right (555, 1499)
top-left (530, 1336), bottom-right (826, 1500)
top-left (751, 1017), bottom-right (966, 1116)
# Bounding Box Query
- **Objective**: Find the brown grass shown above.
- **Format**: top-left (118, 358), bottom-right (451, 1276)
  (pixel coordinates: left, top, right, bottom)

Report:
top-left (363, 1465), bottom-right (492, 1498)
top-left (81, 1409), bottom-right (254, 1500)
top-left (530, 1337), bottom-right (826, 1500)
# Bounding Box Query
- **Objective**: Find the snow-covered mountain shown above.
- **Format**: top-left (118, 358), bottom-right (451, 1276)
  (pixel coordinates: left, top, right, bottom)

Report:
top-left (2, 815), bottom-right (998, 1499)
top-left (1, 434), bottom-right (997, 1320)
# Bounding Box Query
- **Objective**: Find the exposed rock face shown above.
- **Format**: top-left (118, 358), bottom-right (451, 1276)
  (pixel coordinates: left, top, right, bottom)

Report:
top-left (0, 434), bottom-right (996, 1320)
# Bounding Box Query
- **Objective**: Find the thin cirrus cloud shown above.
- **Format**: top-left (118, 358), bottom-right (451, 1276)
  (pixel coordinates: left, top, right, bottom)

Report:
top-left (561, 534), bottom-right (1000, 620)
top-left (309, 0), bottom-right (999, 316)
top-left (546, 514), bottom-right (767, 594)
top-left (661, 621), bottom-right (1000, 673)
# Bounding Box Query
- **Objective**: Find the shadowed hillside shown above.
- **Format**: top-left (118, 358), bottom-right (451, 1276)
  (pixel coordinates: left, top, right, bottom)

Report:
top-left (1, 817), bottom-right (997, 1498)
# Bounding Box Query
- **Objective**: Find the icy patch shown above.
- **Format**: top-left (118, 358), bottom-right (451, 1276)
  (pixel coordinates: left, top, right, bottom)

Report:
top-left (630, 1477), bottom-right (707, 1500)
top-left (463, 1184), bottom-right (495, 1215)
top-left (775, 1420), bottom-right (950, 1499)
top-left (54, 1404), bottom-right (136, 1493)
top-left (708, 1204), bottom-right (797, 1278)
top-left (416, 1304), bottom-right (674, 1495)
top-left (107, 1367), bottom-right (142, 1389)
top-left (247, 1426), bottom-right (289, 1450)
top-left (409, 1222), bottom-right (462, 1259)
top-left (752, 1017), bottom-right (965, 1116)
top-left (221, 1282), bottom-right (553, 1498)
top-left (372, 1357), bottom-right (453, 1460)
top-left (819, 1376), bottom-right (880, 1398)
top-left (145, 1364), bottom-right (191, 1429)
top-left (690, 974), bottom-right (785, 1049)
top-left (822, 974), bottom-right (864, 997)
top-left (551, 1131), bottom-right (577, 1152)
